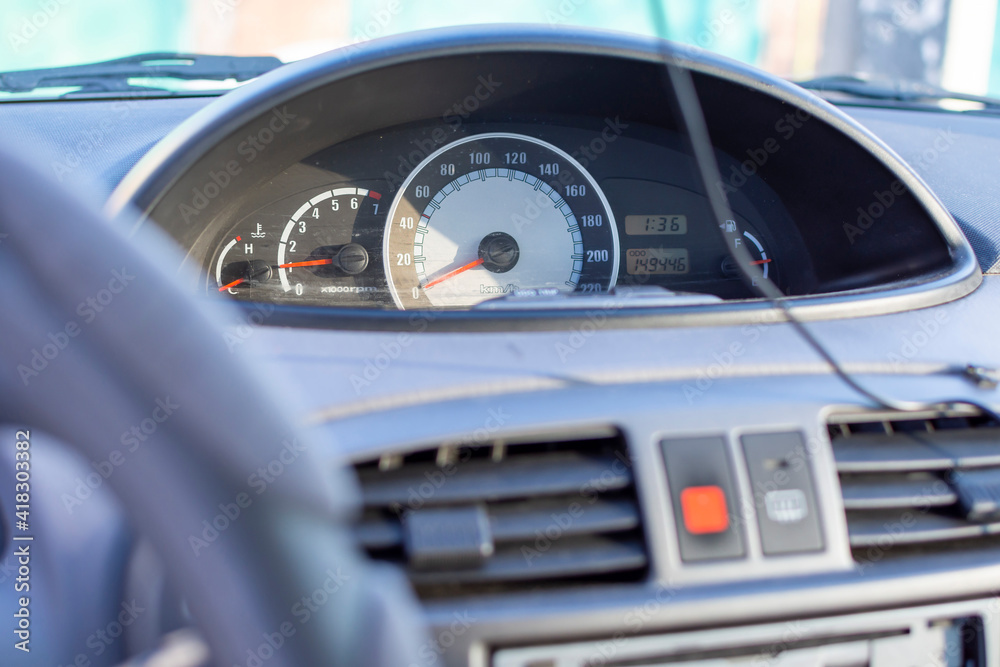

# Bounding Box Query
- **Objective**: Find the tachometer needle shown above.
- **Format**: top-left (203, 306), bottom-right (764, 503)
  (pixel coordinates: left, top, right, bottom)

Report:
top-left (218, 278), bottom-right (245, 292)
top-left (750, 258), bottom-right (772, 265)
top-left (277, 258), bottom-right (335, 269)
top-left (422, 257), bottom-right (485, 289)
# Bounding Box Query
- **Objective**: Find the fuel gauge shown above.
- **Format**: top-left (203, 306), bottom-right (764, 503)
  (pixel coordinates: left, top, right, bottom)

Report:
top-left (719, 219), bottom-right (775, 287)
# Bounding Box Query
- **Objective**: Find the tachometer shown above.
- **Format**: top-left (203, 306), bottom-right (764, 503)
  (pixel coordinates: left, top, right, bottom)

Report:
top-left (383, 133), bottom-right (619, 309)
top-left (275, 187), bottom-right (381, 298)
top-left (210, 185), bottom-right (386, 305)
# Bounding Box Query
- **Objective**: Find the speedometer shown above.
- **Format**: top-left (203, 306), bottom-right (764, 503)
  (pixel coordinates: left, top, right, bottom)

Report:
top-left (383, 133), bottom-right (619, 309)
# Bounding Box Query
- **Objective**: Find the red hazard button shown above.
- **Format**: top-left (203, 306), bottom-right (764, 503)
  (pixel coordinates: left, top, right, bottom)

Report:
top-left (680, 485), bottom-right (730, 535)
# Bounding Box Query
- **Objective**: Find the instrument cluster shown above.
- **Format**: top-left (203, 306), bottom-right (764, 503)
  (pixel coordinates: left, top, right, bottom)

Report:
top-left (206, 121), bottom-right (790, 310)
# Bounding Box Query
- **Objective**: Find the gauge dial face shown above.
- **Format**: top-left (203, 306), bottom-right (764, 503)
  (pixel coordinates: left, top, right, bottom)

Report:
top-left (717, 221), bottom-right (775, 290)
top-left (211, 186), bottom-right (386, 305)
top-left (383, 133), bottom-right (619, 309)
top-left (275, 187), bottom-right (380, 299)
top-left (740, 230), bottom-right (771, 281)
top-left (215, 234), bottom-right (273, 294)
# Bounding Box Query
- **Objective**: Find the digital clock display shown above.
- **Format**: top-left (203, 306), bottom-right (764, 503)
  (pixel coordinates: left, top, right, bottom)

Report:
top-left (626, 248), bottom-right (689, 275)
top-left (625, 214), bottom-right (687, 235)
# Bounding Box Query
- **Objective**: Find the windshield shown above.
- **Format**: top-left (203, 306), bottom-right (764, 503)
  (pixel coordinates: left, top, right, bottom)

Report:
top-left (1, 0), bottom-right (998, 97)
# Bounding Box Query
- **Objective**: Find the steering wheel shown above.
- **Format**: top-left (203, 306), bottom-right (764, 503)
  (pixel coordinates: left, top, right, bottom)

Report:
top-left (0, 148), bottom-right (434, 665)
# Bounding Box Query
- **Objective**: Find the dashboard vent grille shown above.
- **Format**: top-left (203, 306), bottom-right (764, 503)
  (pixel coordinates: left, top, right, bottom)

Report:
top-left (829, 410), bottom-right (1000, 560)
top-left (352, 429), bottom-right (647, 598)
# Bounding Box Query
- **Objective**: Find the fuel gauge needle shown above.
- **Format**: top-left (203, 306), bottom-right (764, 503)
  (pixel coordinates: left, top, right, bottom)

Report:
top-left (218, 278), bottom-right (245, 292)
top-left (750, 258), bottom-right (772, 265)
top-left (422, 257), bottom-right (485, 289)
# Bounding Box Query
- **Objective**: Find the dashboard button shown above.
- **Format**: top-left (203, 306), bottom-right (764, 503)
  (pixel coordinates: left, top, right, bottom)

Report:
top-left (741, 432), bottom-right (824, 555)
top-left (680, 485), bottom-right (730, 535)
top-left (661, 437), bottom-right (745, 562)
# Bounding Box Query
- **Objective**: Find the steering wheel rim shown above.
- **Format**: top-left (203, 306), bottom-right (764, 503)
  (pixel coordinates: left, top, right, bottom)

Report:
top-left (0, 147), bottom-right (433, 666)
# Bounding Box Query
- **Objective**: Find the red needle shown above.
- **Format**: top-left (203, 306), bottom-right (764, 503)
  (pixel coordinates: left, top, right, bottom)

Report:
top-left (750, 258), bottom-right (772, 265)
top-left (218, 278), bottom-right (245, 292)
top-left (277, 258), bottom-right (334, 269)
top-left (423, 257), bottom-right (485, 289)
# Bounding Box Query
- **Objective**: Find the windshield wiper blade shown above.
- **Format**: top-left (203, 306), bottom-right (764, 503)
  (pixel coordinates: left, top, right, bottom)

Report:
top-left (0, 52), bottom-right (283, 95)
top-left (797, 74), bottom-right (1000, 110)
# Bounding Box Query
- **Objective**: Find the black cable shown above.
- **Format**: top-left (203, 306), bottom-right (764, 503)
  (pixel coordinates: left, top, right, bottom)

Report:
top-left (646, 4), bottom-right (1000, 421)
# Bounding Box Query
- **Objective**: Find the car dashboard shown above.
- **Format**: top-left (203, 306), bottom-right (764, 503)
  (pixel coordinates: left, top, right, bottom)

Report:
top-left (6, 24), bottom-right (1000, 667)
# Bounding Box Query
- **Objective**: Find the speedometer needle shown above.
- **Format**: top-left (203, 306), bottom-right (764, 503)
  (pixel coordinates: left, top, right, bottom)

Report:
top-left (422, 257), bottom-right (485, 289)
top-left (750, 258), bottom-right (772, 265)
top-left (277, 258), bottom-right (335, 269)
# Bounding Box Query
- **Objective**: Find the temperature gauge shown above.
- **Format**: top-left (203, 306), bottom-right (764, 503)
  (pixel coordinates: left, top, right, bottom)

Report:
top-left (215, 234), bottom-right (272, 294)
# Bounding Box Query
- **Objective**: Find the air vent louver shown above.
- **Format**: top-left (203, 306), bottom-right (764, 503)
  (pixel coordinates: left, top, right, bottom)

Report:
top-left (352, 430), bottom-right (647, 598)
top-left (829, 411), bottom-right (1000, 560)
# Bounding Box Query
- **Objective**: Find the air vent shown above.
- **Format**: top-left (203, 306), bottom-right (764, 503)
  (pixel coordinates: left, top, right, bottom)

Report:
top-left (352, 429), bottom-right (647, 598)
top-left (829, 409), bottom-right (1000, 560)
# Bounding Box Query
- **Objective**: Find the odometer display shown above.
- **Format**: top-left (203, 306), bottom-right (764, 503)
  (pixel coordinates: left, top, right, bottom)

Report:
top-left (383, 133), bottom-right (619, 309)
top-left (626, 248), bottom-right (689, 275)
